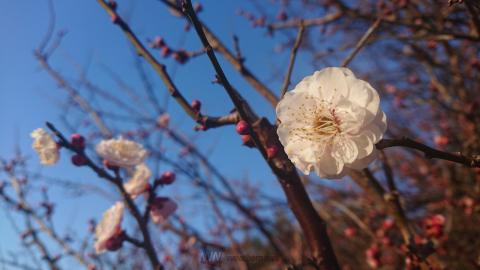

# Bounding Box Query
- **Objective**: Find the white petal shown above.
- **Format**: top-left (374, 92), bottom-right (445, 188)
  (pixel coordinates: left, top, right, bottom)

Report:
top-left (332, 136), bottom-right (359, 164)
top-left (309, 67), bottom-right (349, 103)
top-left (344, 73), bottom-right (380, 125)
top-left (346, 149), bottom-right (378, 170)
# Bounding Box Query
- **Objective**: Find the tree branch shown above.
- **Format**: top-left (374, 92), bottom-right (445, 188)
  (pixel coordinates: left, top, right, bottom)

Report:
top-left (279, 22), bottom-right (305, 99)
top-left (376, 138), bottom-right (480, 168)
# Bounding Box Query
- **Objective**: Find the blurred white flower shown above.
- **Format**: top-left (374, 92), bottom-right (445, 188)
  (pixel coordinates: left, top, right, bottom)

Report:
top-left (96, 137), bottom-right (147, 168)
top-left (276, 67), bottom-right (387, 178)
top-left (150, 197), bottom-right (177, 224)
top-left (95, 202), bottom-right (124, 254)
top-left (30, 128), bottom-right (60, 165)
top-left (123, 163), bottom-right (151, 199)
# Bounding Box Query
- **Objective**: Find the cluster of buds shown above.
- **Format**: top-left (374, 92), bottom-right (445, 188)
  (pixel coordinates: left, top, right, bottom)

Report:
top-left (149, 36), bottom-right (191, 64)
top-left (70, 134), bottom-right (88, 166)
top-left (235, 120), bottom-right (279, 158)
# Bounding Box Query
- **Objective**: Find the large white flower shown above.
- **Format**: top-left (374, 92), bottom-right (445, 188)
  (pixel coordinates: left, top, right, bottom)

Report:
top-left (95, 202), bottom-right (124, 254)
top-left (30, 128), bottom-right (60, 165)
top-left (96, 137), bottom-right (147, 168)
top-left (123, 163), bottom-right (151, 199)
top-left (276, 67), bottom-right (387, 178)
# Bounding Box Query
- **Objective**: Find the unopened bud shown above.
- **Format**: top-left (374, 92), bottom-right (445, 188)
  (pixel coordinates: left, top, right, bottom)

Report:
top-left (235, 120), bottom-right (250, 135)
top-left (70, 134), bottom-right (85, 150)
top-left (191, 99), bottom-right (201, 112)
top-left (156, 171), bottom-right (176, 185)
top-left (71, 155), bottom-right (87, 166)
top-left (266, 145), bottom-right (279, 159)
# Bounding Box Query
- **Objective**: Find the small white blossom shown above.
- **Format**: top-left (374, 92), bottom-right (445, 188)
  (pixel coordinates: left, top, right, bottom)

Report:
top-left (94, 202), bottom-right (124, 254)
top-left (123, 163), bottom-right (151, 199)
top-left (150, 197), bottom-right (177, 224)
top-left (276, 67), bottom-right (387, 178)
top-left (96, 137), bottom-right (147, 168)
top-left (30, 128), bottom-right (60, 165)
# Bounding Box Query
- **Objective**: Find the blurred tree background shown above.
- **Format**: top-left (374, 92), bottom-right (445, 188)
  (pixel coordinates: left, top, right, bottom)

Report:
top-left (0, 0), bottom-right (479, 269)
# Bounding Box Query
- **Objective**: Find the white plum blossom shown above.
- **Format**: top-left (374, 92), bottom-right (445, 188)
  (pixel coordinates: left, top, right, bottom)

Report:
top-left (96, 137), bottom-right (147, 168)
top-left (31, 128), bottom-right (60, 165)
top-left (150, 197), bottom-right (177, 224)
top-left (276, 67), bottom-right (387, 178)
top-left (95, 202), bottom-right (124, 254)
top-left (123, 163), bottom-right (151, 199)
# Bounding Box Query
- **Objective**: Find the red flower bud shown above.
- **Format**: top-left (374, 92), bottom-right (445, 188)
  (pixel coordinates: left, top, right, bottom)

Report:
top-left (104, 232), bottom-right (124, 252)
top-left (191, 99), bottom-right (201, 112)
top-left (111, 14), bottom-right (120, 24)
top-left (157, 171), bottom-right (176, 185)
top-left (235, 120), bottom-right (250, 135)
top-left (172, 49), bottom-right (189, 64)
top-left (153, 36), bottom-right (166, 48)
top-left (344, 227), bottom-right (356, 237)
top-left (266, 145), bottom-right (279, 159)
top-left (70, 134), bottom-right (85, 150)
top-left (71, 155), bottom-right (87, 166)
top-left (161, 46), bottom-right (172, 57)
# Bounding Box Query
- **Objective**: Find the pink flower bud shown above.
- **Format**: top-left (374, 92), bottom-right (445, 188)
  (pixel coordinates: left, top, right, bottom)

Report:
top-left (266, 145), bottom-right (279, 159)
top-left (434, 135), bottom-right (449, 147)
top-left (71, 154), bottom-right (87, 166)
top-left (235, 120), bottom-right (250, 135)
top-left (344, 227), bottom-right (356, 237)
top-left (111, 14), bottom-right (120, 24)
top-left (172, 49), bottom-right (189, 64)
top-left (157, 171), bottom-right (176, 185)
top-left (193, 2), bottom-right (203, 12)
top-left (191, 99), bottom-right (201, 112)
top-left (431, 214), bottom-right (445, 225)
top-left (381, 219), bottom-right (394, 230)
top-left (276, 10), bottom-right (287, 21)
top-left (70, 134), bottom-right (85, 150)
top-left (153, 36), bottom-right (166, 48)
top-left (161, 46), bottom-right (172, 57)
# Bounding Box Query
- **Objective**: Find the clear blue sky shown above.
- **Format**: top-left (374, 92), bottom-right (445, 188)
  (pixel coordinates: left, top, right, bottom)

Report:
top-left (0, 0), bottom-right (343, 268)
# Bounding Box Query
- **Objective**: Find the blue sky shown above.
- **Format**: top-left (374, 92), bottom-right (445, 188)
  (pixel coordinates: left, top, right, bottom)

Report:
top-left (0, 0), bottom-right (332, 267)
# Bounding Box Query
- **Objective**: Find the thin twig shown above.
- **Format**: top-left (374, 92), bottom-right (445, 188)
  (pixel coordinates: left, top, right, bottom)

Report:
top-left (341, 18), bottom-right (381, 67)
top-left (376, 138), bottom-right (480, 168)
top-left (279, 22), bottom-right (305, 99)
top-left (157, 0), bottom-right (280, 107)
top-left (96, 0), bottom-right (237, 131)
top-left (45, 122), bottom-right (163, 270)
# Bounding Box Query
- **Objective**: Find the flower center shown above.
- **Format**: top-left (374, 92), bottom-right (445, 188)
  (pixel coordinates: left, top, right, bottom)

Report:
top-left (313, 112), bottom-right (340, 136)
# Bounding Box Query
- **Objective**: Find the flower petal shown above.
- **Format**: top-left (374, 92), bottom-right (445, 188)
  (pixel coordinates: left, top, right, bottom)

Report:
top-left (332, 136), bottom-right (359, 164)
